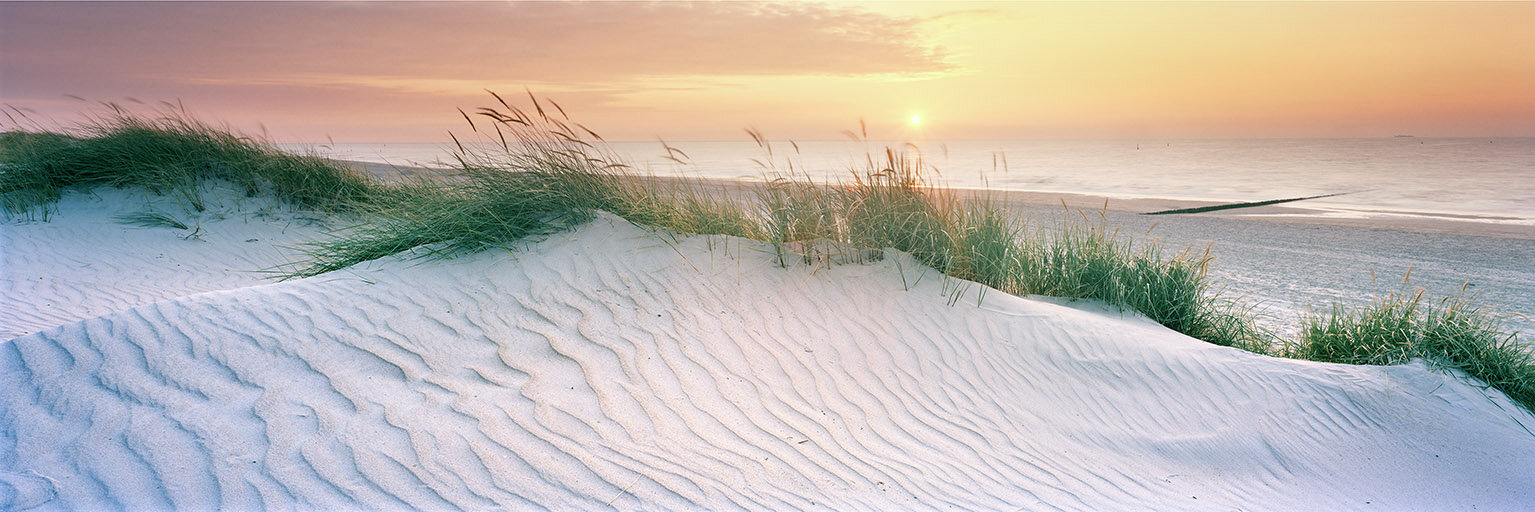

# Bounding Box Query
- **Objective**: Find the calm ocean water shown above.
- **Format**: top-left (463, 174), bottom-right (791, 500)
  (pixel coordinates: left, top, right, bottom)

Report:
top-left (288, 138), bottom-right (1535, 338)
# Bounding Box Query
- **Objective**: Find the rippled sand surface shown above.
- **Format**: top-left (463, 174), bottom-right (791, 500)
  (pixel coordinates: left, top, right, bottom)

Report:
top-left (3, 190), bottom-right (1532, 511)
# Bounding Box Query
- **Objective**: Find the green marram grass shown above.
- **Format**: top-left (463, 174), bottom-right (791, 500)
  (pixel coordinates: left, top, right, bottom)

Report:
top-left (4, 93), bottom-right (1530, 413)
top-left (295, 93), bottom-right (761, 277)
top-left (1290, 287), bottom-right (1533, 411)
top-left (114, 210), bottom-right (190, 230)
top-left (1, 103), bottom-right (381, 217)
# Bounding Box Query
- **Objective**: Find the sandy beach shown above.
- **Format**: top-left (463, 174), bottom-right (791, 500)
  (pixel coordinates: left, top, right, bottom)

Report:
top-left (8, 1), bottom-right (1535, 509)
top-left (3, 182), bottom-right (1533, 510)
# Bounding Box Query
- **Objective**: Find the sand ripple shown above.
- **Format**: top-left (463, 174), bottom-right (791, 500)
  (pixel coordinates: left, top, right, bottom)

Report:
top-left (0, 185), bottom-right (326, 340)
top-left (3, 214), bottom-right (1533, 510)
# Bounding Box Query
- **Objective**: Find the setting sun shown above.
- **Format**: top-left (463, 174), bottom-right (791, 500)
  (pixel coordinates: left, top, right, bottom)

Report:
top-left (4, 2), bottom-right (1533, 140)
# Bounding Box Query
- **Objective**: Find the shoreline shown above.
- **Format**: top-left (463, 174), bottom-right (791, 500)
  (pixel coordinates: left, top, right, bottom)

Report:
top-left (967, 188), bottom-right (1535, 241)
top-left (343, 160), bottom-right (1535, 241)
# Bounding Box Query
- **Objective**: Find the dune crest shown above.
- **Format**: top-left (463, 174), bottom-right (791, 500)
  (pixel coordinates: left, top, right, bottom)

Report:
top-left (0, 184), bottom-right (327, 340)
top-left (3, 214), bottom-right (1532, 510)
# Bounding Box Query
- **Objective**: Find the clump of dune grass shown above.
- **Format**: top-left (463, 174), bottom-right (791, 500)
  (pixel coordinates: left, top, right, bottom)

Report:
top-left (1016, 217), bottom-right (1272, 351)
top-left (1291, 286), bottom-right (1533, 411)
top-left (0, 102), bottom-right (381, 217)
top-left (293, 91), bottom-right (760, 277)
top-left (740, 132), bottom-right (1272, 349)
top-left (114, 210), bottom-right (189, 230)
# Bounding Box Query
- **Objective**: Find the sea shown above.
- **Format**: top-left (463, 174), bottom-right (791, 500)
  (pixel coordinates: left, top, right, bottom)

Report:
top-left (284, 138), bottom-right (1535, 339)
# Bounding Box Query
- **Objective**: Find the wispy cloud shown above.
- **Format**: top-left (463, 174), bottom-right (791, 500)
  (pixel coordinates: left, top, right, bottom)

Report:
top-left (5, 1), bottom-right (1530, 140)
top-left (2, 2), bottom-right (955, 100)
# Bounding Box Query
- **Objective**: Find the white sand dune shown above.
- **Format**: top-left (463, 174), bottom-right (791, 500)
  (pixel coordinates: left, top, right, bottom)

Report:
top-left (1, 184), bottom-right (328, 340)
top-left (3, 193), bottom-right (1534, 510)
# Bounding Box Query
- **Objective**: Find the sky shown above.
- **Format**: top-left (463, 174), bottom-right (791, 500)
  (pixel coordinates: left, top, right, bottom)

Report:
top-left (3, 1), bottom-right (1534, 142)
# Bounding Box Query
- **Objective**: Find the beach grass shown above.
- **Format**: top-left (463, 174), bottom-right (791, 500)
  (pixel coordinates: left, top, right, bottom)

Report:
top-left (291, 92), bottom-right (1274, 351)
top-left (114, 210), bottom-right (190, 230)
top-left (7, 94), bottom-right (1530, 412)
top-left (1292, 287), bottom-right (1533, 410)
top-left (0, 103), bottom-right (381, 217)
top-left (293, 97), bottom-right (762, 276)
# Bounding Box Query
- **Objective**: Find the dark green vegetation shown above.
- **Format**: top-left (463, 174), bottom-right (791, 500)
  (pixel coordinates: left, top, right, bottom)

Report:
top-left (114, 210), bottom-right (189, 230)
top-left (747, 146), bottom-right (1269, 351)
top-left (1293, 287), bottom-right (1533, 413)
top-left (4, 96), bottom-right (1530, 413)
top-left (0, 103), bottom-right (380, 218)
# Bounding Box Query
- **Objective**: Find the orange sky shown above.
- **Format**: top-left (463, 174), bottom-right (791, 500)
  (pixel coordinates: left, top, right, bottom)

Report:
top-left (3, 1), bottom-right (1533, 142)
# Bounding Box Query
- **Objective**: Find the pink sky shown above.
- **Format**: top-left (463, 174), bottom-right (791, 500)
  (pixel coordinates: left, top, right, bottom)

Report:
top-left (3, 1), bottom-right (1533, 142)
